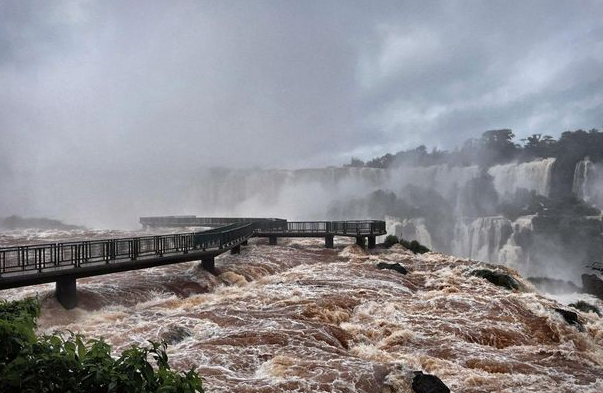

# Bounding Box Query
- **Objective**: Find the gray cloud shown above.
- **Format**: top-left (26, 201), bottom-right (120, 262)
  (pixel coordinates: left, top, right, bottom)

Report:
top-left (0, 0), bottom-right (602, 227)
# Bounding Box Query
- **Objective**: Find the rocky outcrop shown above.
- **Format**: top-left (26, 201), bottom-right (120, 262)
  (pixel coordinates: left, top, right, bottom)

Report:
top-left (582, 274), bottom-right (603, 300)
top-left (471, 269), bottom-right (521, 291)
top-left (377, 262), bottom-right (408, 275)
top-left (160, 325), bottom-right (192, 345)
top-left (412, 371), bottom-right (450, 393)
top-left (554, 308), bottom-right (584, 331)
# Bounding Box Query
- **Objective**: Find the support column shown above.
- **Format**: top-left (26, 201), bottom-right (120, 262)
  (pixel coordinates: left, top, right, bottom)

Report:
top-left (356, 236), bottom-right (365, 248)
top-left (367, 236), bottom-right (376, 249)
top-left (56, 277), bottom-right (77, 309)
top-left (230, 244), bottom-right (241, 255)
top-left (269, 236), bottom-right (277, 245)
top-left (325, 234), bottom-right (334, 248)
top-left (202, 256), bottom-right (215, 273)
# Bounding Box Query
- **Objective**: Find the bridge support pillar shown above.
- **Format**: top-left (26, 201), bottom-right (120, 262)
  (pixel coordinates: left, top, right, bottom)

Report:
top-left (269, 236), bottom-right (277, 245)
top-left (325, 234), bottom-right (334, 248)
top-left (356, 236), bottom-right (365, 248)
top-left (56, 277), bottom-right (77, 309)
top-left (231, 245), bottom-right (241, 255)
top-left (202, 256), bottom-right (216, 274)
top-left (367, 236), bottom-right (376, 249)
top-left (242, 240), bottom-right (248, 246)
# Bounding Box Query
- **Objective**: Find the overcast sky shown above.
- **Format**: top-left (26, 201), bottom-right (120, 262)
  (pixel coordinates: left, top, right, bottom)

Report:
top-left (1, 0), bottom-right (603, 226)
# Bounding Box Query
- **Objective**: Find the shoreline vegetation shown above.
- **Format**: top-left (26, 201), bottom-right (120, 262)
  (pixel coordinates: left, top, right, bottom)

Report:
top-left (0, 298), bottom-right (204, 393)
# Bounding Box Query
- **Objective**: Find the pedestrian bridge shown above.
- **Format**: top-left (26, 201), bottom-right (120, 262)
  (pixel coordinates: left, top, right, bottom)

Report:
top-left (0, 217), bottom-right (386, 308)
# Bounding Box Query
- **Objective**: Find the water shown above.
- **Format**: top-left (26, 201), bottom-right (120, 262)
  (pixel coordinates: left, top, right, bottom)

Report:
top-left (488, 158), bottom-right (556, 198)
top-left (2, 229), bottom-right (603, 392)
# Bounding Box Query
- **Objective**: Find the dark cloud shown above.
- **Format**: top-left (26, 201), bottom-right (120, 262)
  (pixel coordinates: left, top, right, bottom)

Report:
top-left (0, 0), bottom-right (602, 227)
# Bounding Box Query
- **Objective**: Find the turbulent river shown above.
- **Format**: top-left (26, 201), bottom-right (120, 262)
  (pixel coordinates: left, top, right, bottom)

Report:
top-left (2, 229), bottom-right (603, 392)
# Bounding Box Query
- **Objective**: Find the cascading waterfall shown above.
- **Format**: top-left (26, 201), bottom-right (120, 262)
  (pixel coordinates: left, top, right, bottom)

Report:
top-left (385, 216), bottom-right (434, 249)
top-left (487, 158), bottom-right (556, 198)
top-left (197, 159), bottom-right (559, 273)
top-left (572, 158), bottom-right (594, 200)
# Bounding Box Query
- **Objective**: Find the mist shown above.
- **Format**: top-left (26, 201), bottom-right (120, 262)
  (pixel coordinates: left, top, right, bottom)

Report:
top-left (1, 1), bottom-right (603, 228)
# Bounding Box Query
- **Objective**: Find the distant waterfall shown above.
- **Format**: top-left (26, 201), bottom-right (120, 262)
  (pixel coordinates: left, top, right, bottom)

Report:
top-left (451, 216), bottom-right (513, 263)
top-left (488, 158), bottom-right (556, 198)
top-left (197, 165), bottom-right (480, 218)
top-left (385, 216), bottom-right (434, 249)
top-left (572, 158), bottom-right (602, 201)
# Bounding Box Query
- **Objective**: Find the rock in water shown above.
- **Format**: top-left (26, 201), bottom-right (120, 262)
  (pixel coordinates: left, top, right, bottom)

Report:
top-left (471, 269), bottom-right (520, 291)
top-left (412, 371), bottom-right (450, 393)
top-left (554, 308), bottom-right (584, 331)
top-left (377, 262), bottom-right (408, 275)
top-left (160, 325), bottom-right (192, 345)
top-left (582, 274), bottom-right (603, 300)
top-left (569, 300), bottom-right (601, 316)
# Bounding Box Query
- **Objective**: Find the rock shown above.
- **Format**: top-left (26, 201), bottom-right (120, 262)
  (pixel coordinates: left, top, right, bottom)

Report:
top-left (582, 274), bottom-right (603, 300)
top-left (569, 300), bottom-right (601, 316)
top-left (412, 371), bottom-right (450, 393)
top-left (377, 262), bottom-right (408, 275)
top-left (160, 325), bottom-right (192, 345)
top-left (554, 308), bottom-right (584, 331)
top-left (471, 269), bottom-right (521, 291)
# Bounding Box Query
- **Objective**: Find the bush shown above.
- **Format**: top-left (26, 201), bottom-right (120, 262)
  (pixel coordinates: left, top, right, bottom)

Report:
top-left (0, 298), bottom-right (204, 393)
top-left (399, 238), bottom-right (430, 254)
top-left (383, 235), bottom-right (399, 248)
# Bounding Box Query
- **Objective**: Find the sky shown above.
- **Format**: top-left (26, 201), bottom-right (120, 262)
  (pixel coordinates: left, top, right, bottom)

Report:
top-left (1, 0), bottom-right (603, 227)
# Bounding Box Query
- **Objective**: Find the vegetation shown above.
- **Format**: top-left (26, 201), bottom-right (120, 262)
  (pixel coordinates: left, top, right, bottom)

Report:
top-left (400, 239), bottom-right (430, 254)
top-left (350, 128), bottom-right (603, 173)
top-left (383, 235), bottom-right (399, 248)
top-left (0, 298), bottom-right (204, 393)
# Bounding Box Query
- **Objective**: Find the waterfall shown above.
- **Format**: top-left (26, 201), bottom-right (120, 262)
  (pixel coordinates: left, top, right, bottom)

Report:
top-left (452, 216), bottom-right (513, 263)
top-left (196, 164), bottom-right (480, 218)
top-left (385, 216), bottom-right (434, 249)
top-left (488, 158), bottom-right (556, 198)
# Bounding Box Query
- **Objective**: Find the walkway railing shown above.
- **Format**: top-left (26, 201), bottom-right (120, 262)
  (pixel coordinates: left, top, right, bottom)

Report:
top-left (0, 222), bottom-right (255, 276)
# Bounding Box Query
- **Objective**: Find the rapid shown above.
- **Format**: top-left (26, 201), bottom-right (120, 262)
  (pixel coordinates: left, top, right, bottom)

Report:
top-left (2, 230), bottom-right (603, 392)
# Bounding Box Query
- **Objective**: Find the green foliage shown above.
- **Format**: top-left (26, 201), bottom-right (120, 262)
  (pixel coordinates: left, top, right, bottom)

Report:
top-left (383, 235), bottom-right (399, 248)
top-left (399, 238), bottom-right (430, 254)
top-left (0, 298), bottom-right (204, 393)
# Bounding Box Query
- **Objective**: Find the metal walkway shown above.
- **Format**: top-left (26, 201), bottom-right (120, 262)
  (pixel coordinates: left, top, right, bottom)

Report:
top-left (0, 217), bottom-right (386, 308)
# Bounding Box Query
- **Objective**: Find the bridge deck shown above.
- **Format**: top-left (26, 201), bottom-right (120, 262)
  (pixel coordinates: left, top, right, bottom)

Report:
top-left (0, 217), bottom-right (386, 306)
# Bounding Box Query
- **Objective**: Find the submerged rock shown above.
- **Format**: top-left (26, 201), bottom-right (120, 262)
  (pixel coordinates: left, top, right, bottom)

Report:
top-left (471, 269), bottom-right (521, 291)
top-left (377, 262), bottom-right (408, 275)
top-left (554, 308), bottom-right (584, 331)
top-left (569, 300), bottom-right (601, 316)
top-left (160, 325), bottom-right (192, 345)
top-left (412, 371), bottom-right (450, 393)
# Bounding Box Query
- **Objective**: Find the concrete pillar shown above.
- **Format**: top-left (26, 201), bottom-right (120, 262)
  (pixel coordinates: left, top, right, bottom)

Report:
top-left (56, 277), bottom-right (77, 309)
top-left (242, 240), bottom-right (248, 246)
top-left (367, 236), bottom-right (376, 249)
top-left (356, 236), bottom-right (365, 247)
top-left (325, 234), bottom-right (334, 248)
top-left (202, 256), bottom-right (215, 273)
top-left (230, 245), bottom-right (241, 255)
top-left (269, 236), bottom-right (277, 245)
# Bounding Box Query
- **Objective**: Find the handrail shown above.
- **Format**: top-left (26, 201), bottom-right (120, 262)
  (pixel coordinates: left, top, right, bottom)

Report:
top-left (0, 218), bottom-right (387, 277)
top-left (0, 222), bottom-right (255, 276)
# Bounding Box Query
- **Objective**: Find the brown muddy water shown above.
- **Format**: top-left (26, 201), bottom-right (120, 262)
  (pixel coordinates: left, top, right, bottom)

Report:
top-left (2, 229), bottom-right (603, 392)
